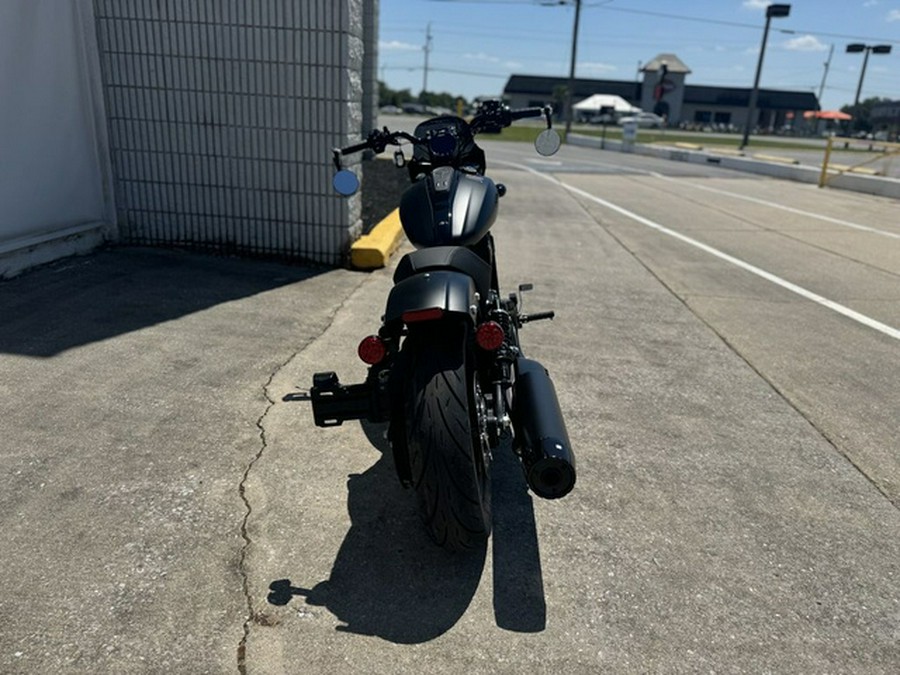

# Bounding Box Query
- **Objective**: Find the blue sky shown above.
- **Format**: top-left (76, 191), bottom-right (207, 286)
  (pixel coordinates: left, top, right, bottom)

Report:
top-left (378, 0), bottom-right (900, 110)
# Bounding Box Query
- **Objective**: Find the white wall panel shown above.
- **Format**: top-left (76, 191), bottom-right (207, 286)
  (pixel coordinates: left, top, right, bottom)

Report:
top-left (0, 0), bottom-right (114, 272)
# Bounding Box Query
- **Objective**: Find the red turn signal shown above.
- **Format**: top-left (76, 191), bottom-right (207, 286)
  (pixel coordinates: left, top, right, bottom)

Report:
top-left (475, 321), bottom-right (505, 351)
top-left (357, 335), bottom-right (387, 365)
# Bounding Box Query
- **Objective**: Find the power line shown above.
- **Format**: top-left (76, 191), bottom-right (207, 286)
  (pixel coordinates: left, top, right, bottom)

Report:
top-left (382, 64), bottom-right (511, 79)
top-left (423, 0), bottom-right (900, 45)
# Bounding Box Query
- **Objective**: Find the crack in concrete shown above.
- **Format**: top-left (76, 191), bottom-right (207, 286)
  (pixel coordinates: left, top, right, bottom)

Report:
top-left (237, 360), bottom-right (280, 674)
top-left (235, 274), bottom-right (371, 673)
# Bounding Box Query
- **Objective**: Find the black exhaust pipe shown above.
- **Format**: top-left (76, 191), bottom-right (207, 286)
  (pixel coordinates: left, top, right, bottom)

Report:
top-left (513, 358), bottom-right (577, 499)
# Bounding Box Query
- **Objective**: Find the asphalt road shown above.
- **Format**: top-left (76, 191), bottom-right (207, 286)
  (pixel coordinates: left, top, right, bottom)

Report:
top-left (1, 140), bottom-right (898, 673)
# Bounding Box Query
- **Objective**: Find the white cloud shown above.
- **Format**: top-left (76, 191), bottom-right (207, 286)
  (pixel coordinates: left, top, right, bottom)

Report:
top-left (888, 9), bottom-right (900, 20)
top-left (379, 40), bottom-right (420, 51)
top-left (465, 51), bottom-right (498, 62)
top-left (742, 0), bottom-right (771, 9)
top-left (863, 0), bottom-right (879, 6)
top-left (464, 52), bottom-right (522, 69)
top-left (784, 34), bottom-right (829, 51)
top-left (579, 62), bottom-right (617, 74)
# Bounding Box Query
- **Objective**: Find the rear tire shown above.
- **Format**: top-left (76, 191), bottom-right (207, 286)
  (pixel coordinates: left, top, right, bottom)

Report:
top-left (403, 323), bottom-right (492, 551)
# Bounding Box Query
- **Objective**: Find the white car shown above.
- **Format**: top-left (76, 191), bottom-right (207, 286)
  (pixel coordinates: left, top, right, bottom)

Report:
top-left (618, 112), bottom-right (665, 128)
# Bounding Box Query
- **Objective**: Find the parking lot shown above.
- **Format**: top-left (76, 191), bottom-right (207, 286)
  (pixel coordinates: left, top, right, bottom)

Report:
top-left (2, 140), bottom-right (899, 673)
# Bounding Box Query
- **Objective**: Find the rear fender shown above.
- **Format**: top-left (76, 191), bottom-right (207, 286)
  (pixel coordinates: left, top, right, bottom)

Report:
top-left (385, 270), bottom-right (477, 325)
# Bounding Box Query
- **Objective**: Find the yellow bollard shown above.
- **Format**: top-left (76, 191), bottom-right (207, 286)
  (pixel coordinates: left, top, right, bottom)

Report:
top-left (818, 135), bottom-right (834, 188)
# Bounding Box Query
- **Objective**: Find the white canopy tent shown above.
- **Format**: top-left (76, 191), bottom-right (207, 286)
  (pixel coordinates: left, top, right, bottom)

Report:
top-left (573, 94), bottom-right (641, 114)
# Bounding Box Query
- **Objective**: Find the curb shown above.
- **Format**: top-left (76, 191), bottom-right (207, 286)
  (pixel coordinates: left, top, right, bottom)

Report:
top-left (350, 208), bottom-right (404, 270)
top-left (568, 133), bottom-right (900, 200)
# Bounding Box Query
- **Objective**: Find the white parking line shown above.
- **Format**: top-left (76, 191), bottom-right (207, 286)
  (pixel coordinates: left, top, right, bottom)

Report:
top-left (498, 148), bottom-right (900, 240)
top-left (647, 172), bottom-right (900, 240)
top-left (500, 160), bottom-right (900, 342)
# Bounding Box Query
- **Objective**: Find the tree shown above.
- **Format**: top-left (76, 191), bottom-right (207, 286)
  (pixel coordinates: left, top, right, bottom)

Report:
top-left (378, 81), bottom-right (468, 111)
top-left (418, 90), bottom-right (467, 111)
top-left (552, 85), bottom-right (568, 120)
top-left (841, 96), bottom-right (889, 133)
top-left (378, 81), bottom-right (414, 107)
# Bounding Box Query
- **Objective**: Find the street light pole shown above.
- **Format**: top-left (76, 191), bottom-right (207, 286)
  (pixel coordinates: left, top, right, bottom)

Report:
top-left (854, 47), bottom-right (871, 110)
top-left (846, 43), bottom-right (892, 131)
top-left (848, 43), bottom-right (892, 110)
top-left (740, 3), bottom-right (790, 150)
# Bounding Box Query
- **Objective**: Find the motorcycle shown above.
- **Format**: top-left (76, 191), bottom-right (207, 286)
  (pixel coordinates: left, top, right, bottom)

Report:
top-left (309, 100), bottom-right (576, 551)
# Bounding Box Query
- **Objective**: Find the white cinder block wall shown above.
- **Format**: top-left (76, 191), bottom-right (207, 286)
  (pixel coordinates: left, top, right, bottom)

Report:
top-left (93, 0), bottom-right (378, 266)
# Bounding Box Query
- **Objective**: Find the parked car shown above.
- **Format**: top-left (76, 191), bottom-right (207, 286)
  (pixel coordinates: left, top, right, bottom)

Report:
top-left (587, 113), bottom-right (616, 125)
top-left (617, 112), bottom-right (665, 129)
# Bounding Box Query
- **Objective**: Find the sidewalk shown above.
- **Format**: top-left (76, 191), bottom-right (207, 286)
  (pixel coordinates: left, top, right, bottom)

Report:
top-left (0, 247), bottom-right (365, 672)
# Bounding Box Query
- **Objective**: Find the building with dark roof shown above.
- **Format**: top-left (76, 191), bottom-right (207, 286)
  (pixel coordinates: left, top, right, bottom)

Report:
top-left (503, 53), bottom-right (820, 131)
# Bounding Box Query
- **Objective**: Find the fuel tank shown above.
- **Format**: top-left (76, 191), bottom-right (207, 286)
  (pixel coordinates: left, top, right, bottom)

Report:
top-left (399, 166), bottom-right (499, 248)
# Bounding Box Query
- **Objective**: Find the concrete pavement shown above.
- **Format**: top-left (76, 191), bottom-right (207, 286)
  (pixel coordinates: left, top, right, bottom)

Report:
top-left (0, 248), bottom-right (365, 672)
top-left (2, 150), bottom-right (899, 673)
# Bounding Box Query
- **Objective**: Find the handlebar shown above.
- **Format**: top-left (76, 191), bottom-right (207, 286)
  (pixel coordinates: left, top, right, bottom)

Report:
top-left (510, 106), bottom-right (550, 121)
top-left (470, 103), bottom-right (552, 134)
top-left (332, 128), bottom-right (420, 169)
top-left (332, 101), bottom-right (553, 169)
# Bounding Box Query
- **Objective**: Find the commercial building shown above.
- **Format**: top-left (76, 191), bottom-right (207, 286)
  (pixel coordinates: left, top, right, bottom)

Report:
top-left (503, 53), bottom-right (819, 132)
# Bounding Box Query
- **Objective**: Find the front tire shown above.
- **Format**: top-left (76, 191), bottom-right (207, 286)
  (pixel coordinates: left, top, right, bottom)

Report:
top-left (403, 323), bottom-right (492, 551)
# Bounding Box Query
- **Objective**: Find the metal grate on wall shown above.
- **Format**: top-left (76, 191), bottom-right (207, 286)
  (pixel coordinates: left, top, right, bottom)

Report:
top-left (93, 0), bottom-right (374, 266)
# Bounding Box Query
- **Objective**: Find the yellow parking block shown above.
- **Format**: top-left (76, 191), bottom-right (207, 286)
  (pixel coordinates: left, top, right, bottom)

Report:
top-left (828, 163), bottom-right (881, 176)
top-left (350, 208), bottom-right (404, 270)
top-left (752, 153), bottom-right (799, 165)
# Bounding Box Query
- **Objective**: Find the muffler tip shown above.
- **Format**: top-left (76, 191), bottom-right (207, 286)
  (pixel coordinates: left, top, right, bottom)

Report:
top-left (526, 438), bottom-right (576, 499)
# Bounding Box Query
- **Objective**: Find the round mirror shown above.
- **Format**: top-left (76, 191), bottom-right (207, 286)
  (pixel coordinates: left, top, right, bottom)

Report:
top-left (332, 169), bottom-right (360, 196)
top-left (534, 129), bottom-right (561, 157)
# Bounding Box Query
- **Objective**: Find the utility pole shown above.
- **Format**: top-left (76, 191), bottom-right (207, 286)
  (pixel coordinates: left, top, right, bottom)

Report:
top-left (817, 43), bottom-right (834, 106)
top-left (564, 0), bottom-right (582, 139)
top-left (422, 22), bottom-right (433, 97)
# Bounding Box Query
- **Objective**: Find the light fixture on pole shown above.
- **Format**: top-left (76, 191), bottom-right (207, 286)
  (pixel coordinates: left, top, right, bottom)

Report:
top-left (740, 3), bottom-right (791, 150)
top-left (846, 43), bottom-right (892, 111)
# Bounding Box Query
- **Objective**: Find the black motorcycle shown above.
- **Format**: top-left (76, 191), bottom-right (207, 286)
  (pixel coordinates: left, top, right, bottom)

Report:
top-left (310, 101), bottom-right (576, 551)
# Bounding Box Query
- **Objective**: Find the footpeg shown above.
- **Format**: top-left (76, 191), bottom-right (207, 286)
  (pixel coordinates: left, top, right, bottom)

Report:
top-left (520, 310), bottom-right (555, 323)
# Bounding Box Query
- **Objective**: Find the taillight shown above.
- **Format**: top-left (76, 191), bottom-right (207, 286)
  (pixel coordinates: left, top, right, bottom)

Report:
top-left (357, 335), bottom-right (387, 365)
top-left (475, 321), bottom-right (505, 351)
top-left (402, 307), bottom-right (444, 323)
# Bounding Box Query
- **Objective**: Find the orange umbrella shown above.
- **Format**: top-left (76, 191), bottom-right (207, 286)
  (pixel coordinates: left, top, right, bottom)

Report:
top-left (803, 110), bottom-right (853, 120)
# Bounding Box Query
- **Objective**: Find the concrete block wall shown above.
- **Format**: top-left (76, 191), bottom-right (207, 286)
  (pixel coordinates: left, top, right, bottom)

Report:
top-left (93, 0), bottom-right (378, 266)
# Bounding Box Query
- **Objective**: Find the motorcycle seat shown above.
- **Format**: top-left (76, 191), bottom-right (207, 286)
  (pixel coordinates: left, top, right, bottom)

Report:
top-left (393, 246), bottom-right (492, 300)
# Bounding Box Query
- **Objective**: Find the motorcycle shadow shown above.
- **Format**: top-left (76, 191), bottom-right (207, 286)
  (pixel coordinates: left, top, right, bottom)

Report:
top-left (267, 420), bottom-right (546, 642)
